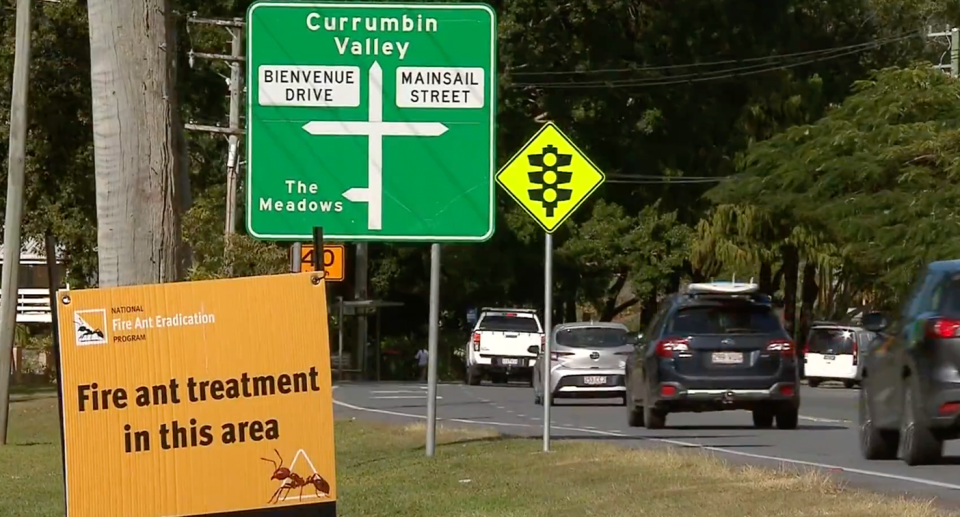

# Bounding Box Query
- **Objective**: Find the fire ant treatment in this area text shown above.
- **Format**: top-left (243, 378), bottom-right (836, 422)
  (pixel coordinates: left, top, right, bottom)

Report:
top-left (261, 449), bottom-right (331, 504)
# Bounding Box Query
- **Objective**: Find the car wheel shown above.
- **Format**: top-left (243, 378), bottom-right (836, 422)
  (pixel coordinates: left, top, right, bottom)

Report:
top-left (643, 404), bottom-right (666, 429)
top-left (859, 382), bottom-right (898, 460)
top-left (534, 393), bottom-right (542, 405)
top-left (807, 378), bottom-right (821, 388)
top-left (642, 384), bottom-right (666, 429)
top-left (466, 367), bottom-right (481, 386)
top-left (775, 404), bottom-right (799, 430)
top-left (844, 380), bottom-right (857, 389)
top-left (626, 389), bottom-right (644, 427)
top-left (752, 406), bottom-right (774, 428)
top-left (898, 384), bottom-right (943, 466)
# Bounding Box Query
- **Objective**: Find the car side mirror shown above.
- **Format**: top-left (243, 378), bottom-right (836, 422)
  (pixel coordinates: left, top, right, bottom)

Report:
top-left (862, 312), bottom-right (889, 333)
top-left (527, 345), bottom-right (540, 355)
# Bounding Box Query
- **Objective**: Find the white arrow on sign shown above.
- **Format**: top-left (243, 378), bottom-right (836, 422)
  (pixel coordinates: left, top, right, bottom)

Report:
top-left (302, 62), bottom-right (449, 231)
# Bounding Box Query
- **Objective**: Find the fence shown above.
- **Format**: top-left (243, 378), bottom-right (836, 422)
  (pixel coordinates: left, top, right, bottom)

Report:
top-left (0, 288), bottom-right (53, 324)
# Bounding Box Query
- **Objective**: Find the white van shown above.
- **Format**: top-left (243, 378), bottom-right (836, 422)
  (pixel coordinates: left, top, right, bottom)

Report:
top-left (803, 323), bottom-right (876, 389)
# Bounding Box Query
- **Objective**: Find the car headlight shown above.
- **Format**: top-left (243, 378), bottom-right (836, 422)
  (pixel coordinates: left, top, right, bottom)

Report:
top-left (618, 360), bottom-right (626, 369)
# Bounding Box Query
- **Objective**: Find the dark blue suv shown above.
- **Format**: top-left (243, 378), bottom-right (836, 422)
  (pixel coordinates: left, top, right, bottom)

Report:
top-left (625, 282), bottom-right (800, 430)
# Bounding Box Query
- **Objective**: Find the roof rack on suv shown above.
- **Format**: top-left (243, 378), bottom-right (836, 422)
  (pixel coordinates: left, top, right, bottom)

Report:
top-left (685, 282), bottom-right (760, 294)
top-left (480, 307), bottom-right (538, 314)
top-left (681, 282), bottom-right (771, 305)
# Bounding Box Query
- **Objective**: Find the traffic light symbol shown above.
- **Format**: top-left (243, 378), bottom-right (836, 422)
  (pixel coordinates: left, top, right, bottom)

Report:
top-left (527, 145), bottom-right (573, 217)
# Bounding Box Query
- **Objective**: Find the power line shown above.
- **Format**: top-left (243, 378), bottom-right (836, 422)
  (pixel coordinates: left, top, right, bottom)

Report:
top-left (605, 177), bottom-right (730, 185)
top-left (508, 32), bottom-right (920, 78)
top-left (509, 32), bottom-right (918, 89)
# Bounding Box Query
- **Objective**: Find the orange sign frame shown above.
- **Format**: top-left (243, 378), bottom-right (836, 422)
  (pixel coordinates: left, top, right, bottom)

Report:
top-left (55, 273), bottom-right (337, 517)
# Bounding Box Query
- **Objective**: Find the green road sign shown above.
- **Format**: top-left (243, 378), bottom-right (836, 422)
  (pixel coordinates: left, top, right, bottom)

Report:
top-left (246, 1), bottom-right (497, 242)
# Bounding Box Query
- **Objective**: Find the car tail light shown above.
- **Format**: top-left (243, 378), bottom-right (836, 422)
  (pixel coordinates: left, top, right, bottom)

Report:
top-left (550, 351), bottom-right (574, 361)
top-left (506, 312), bottom-right (517, 317)
top-left (852, 335), bottom-right (859, 366)
top-left (939, 402), bottom-right (960, 416)
top-left (472, 332), bottom-right (481, 351)
top-left (779, 384), bottom-right (795, 397)
top-left (540, 333), bottom-right (546, 346)
top-left (803, 343), bottom-right (810, 354)
top-left (655, 339), bottom-right (689, 358)
top-left (767, 339), bottom-right (794, 356)
top-left (660, 385), bottom-right (677, 397)
top-left (927, 318), bottom-right (960, 339)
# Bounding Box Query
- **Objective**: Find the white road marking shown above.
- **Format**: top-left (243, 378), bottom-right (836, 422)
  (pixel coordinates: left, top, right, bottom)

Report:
top-left (372, 395), bottom-right (443, 400)
top-left (333, 398), bottom-right (960, 492)
top-left (371, 390), bottom-right (425, 394)
top-left (799, 415), bottom-right (849, 424)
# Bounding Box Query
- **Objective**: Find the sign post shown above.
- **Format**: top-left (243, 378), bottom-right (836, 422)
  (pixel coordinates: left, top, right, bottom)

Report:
top-left (495, 122), bottom-right (606, 452)
top-left (246, 2), bottom-right (498, 458)
top-left (55, 273), bottom-right (337, 517)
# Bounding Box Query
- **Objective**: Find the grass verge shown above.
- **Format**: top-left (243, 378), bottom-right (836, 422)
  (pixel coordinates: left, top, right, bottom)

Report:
top-left (1, 388), bottom-right (955, 517)
top-left (337, 420), bottom-right (953, 517)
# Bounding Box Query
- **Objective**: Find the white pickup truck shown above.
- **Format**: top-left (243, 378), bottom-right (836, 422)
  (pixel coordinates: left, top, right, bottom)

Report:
top-left (465, 307), bottom-right (544, 385)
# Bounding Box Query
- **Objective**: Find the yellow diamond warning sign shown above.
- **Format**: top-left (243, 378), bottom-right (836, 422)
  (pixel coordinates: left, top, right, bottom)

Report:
top-left (496, 122), bottom-right (605, 233)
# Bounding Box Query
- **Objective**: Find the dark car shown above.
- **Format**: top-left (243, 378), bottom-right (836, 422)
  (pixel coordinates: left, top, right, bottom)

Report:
top-left (625, 282), bottom-right (800, 430)
top-left (859, 260), bottom-right (960, 465)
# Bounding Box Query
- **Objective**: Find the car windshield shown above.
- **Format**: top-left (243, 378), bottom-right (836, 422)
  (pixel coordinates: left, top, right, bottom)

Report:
top-left (477, 315), bottom-right (540, 333)
top-left (555, 327), bottom-right (628, 348)
top-left (667, 304), bottom-right (782, 335)
top-left (807, 328), bottom-right (855, 354)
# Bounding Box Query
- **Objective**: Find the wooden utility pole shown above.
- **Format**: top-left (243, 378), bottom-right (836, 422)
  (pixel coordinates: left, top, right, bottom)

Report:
top-left (184, 16), bottom-right (246, 237)
top-left (0, 0), bottom-right (32, 446)
top-left (88, 0), bottom-right (189, 286)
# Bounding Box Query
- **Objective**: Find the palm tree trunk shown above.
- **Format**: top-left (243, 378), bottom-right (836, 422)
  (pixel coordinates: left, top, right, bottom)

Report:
top-left (781, 245), bottom-right (799, 338)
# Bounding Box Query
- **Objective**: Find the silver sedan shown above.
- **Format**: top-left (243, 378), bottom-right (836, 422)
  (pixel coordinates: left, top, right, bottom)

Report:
top-left (531, 322), bottom-right (635, 405)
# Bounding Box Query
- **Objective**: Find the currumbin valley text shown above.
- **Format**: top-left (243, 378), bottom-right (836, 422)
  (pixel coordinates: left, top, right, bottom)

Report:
top-left (304, 12), bottom-right (439, 61)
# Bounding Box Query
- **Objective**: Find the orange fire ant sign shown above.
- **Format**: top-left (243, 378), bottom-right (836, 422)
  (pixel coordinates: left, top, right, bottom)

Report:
top-left (55, 273), bottom-right (337, 517)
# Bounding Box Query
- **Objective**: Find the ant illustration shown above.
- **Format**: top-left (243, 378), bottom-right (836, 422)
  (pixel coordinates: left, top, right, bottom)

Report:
top-left (261, 449), bottom-right (331, 504)
top-left (77, 325), bottom-right (104, 339)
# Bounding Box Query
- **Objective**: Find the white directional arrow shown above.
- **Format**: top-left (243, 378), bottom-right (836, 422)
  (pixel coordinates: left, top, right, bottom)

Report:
top-left (301, 61), bottom-right (449, 231)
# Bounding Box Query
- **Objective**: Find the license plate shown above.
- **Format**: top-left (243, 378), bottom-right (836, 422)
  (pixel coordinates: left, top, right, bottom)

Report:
top-left (824, 355), bottom-right (836, 361)
top-left (712, 352), bottom-right (743, 364)
top-left (502, 358), bottom-right (520, 366)
top-left (583, 376), bottom-right (607, 385)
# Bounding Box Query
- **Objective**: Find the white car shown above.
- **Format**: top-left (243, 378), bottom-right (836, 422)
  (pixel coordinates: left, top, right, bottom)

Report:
top-left (803, 323), bottom-right (876, 388)
top-left (464, 308), bottom-right (543, 385)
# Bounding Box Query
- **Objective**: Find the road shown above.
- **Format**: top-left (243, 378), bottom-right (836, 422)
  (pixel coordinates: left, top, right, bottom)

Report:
top-left (333, 381), bottom-right (960, 506)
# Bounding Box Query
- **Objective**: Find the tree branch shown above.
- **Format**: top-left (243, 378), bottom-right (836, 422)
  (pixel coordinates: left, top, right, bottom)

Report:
top-left (600, 272), bottom-right (630, 321)
top-left (606, 296), bottom-right (640, 321)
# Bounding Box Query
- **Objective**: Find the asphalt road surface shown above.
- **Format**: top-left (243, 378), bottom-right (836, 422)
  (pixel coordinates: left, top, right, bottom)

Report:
top-left (333, 380), bottom-right (960, 507)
